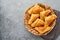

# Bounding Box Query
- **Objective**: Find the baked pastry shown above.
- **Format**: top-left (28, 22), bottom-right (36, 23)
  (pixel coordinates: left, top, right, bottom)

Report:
top-left (28, 14), bottom-right (39, 24)
top-left (40, 9), bottom-right (51, 20)
top-left (35, 25), bottom-right (51, 35)
top-left (45, 14), bottom-right (57, 25)
top-left (24, 3), bottom-right (57, 36)
top-left (28, 4), bottom-right (44, 14)
top-left (31, 18), bottom-right (44, 27)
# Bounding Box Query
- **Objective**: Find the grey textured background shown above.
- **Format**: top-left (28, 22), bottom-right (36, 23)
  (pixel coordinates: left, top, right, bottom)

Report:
top-left (0, 0), bottom-right (60, 40)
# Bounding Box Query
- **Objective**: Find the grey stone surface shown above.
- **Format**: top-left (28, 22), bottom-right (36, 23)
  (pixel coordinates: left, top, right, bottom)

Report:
top-left (0, 0), bottom-right (60, 40)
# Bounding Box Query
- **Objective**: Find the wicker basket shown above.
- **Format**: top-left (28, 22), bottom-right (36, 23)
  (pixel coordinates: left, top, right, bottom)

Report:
top-left (24, 3), bottom-right (56, 36)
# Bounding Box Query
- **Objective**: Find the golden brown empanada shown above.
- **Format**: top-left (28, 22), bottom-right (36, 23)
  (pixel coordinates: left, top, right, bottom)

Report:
top-left (41, 25), bottom-right (51, 34)
top-left (45, 14), bottom-right (57, 25)
top-left (31, 18), bottom-right (44, 27)
top-left (28, 14), bottom-right (39, 24)
top-left (28, 4), bottom-right (44, 14)
top-left (40, 9), bottom-right (51, 20)
top-left (31, 18), bottom-right (39, 27)
top-left (35, 19), bottom-right (44, 27)
top-left (35, 25), bottom-right (51, 35)
top-left (35, 27), bottom-right (44, 33)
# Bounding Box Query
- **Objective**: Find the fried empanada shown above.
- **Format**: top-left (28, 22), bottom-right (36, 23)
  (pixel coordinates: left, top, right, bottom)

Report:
top-left (28, 4), bottom-right (44, 14)
top-left (45, 14), bottom-right (57, 25)
top-left (31, 18), bottom-right (39, 27)
top-left (35, 27), bottom-right (44, 33)
top-left (40, 9), bottom-right (51, 20)
top-left (41, 25), bottom-right (51, 34)
top-left (35, 19), bottom-right (44, 27)
top-left (28, 14), bottom-right (39, 24)
top-left (31, 18), bottom-right (44, 27)
top-left (35, 26), bottom-right (45, 31)
top-left (35, 25), bottom-right (51, 35)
